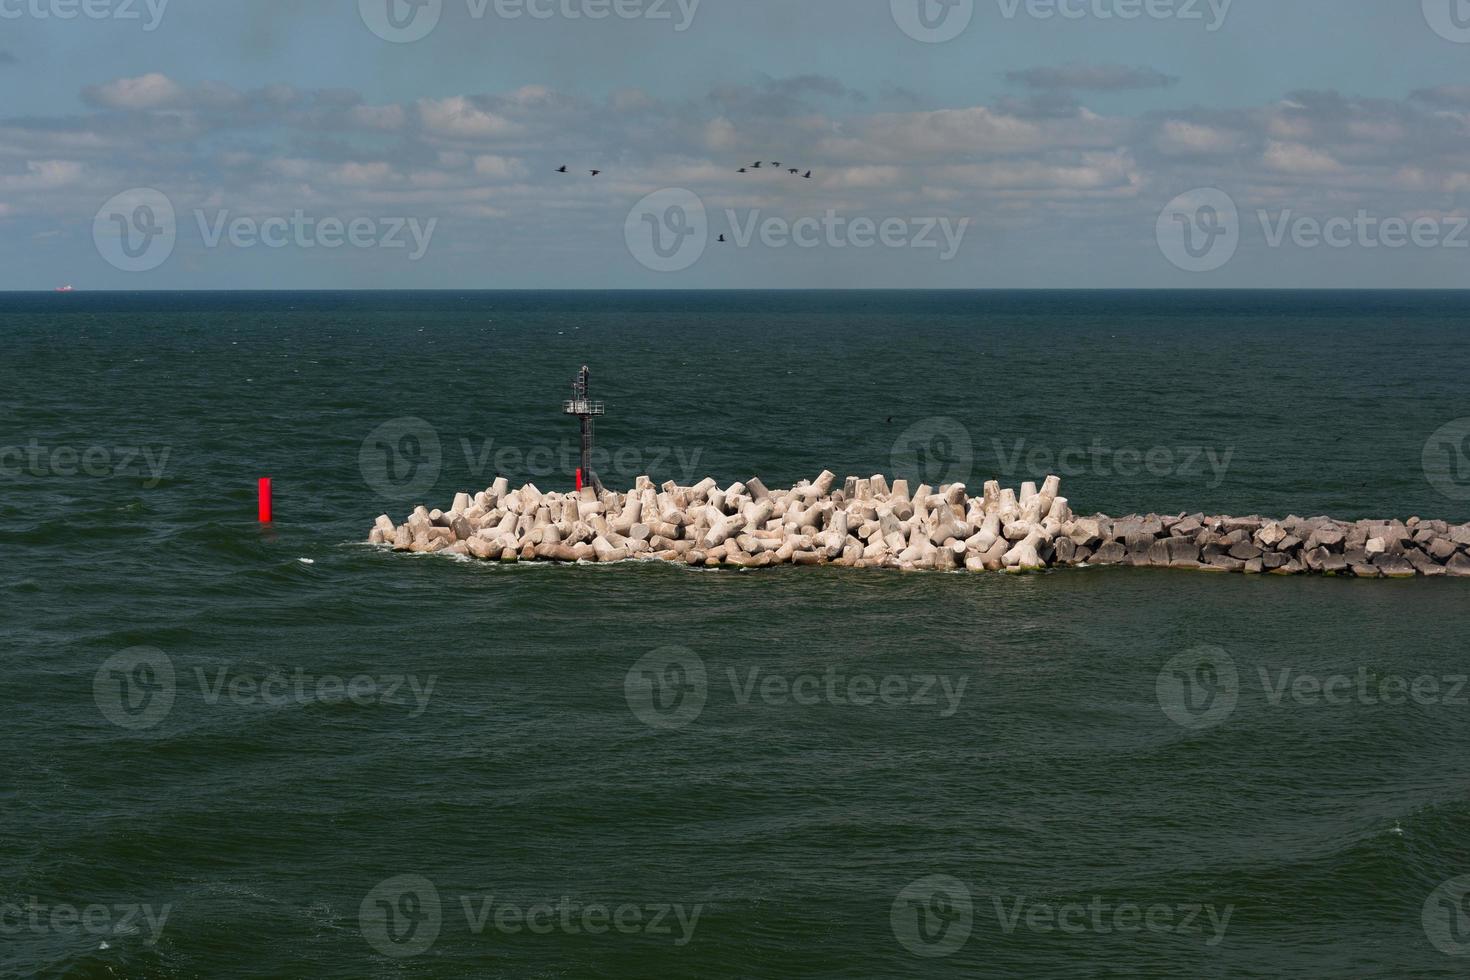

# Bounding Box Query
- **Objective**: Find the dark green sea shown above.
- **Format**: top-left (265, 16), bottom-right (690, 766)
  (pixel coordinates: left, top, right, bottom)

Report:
top-left (5, 290), bottom-right (1470, 978)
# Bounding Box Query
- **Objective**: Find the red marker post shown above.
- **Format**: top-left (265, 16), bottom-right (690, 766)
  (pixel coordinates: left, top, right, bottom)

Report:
top-left (575, 468), bottom-right (584, 492)
top-left (258, 477), bottom-right (273, 523)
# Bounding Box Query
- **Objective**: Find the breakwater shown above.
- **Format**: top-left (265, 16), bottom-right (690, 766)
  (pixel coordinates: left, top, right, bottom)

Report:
top-left (369, 473), bottom-right (1470, 578)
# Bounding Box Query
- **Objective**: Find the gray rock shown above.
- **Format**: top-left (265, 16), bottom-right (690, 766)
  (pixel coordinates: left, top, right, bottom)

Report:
top-left (1206, 554), bottom-right (1246, 572)
top-left (1363, 523), bottom-right (1409, 554)
top-left (1093, 542), bottom-right (1126, 565)
top-left (1068, 519), bottom-right (1103, 549)
top-left (1447, 553), bottom-right (1470, 578)
top-left (1171, 517), bottom-right (1203, 538)
top-left (1306, 526), bottom-right (1345, 551)
top-left (1166, 537), bottom-right (1201, 563)
top-left (1229, 541), bottom-right (1264, 561)
top-left (1287, 517), bottom-right (1325, 537)
top-left (1371, 554), bottom-right (1416, 578)
top-left (1256, 523), bottom-right (1287, 548)
top-left (1371, 521), bottom-right (1411, 543)
top-left (1112, 516), bottom-right (1163, 540)
top-left (1125, 532), bottom-right (1158, 556)
top-left (1428, 538), bottom-right (1460, 562)
top-left (1407, 550), bottom-right (1447, 577)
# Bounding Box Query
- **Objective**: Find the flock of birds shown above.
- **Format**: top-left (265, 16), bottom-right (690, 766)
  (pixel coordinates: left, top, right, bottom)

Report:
top-left (555, 159), bottom-right (817, 245)
top-left (739, 161), bottom-right (813, 179)
top-left (554, 160), bottom-right (814, 179)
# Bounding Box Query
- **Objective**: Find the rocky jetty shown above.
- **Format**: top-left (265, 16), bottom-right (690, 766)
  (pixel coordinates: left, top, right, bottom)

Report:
top-left (368, 473), bottom-right (1470, 578)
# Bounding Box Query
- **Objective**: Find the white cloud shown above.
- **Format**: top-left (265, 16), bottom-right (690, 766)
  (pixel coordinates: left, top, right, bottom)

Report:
top-left (843, 105), bottom-right (1125, 160)
top-left (703, 117), bottom-right (738, 152)
top-left (1155, 120), bottom-right (1238, 156)
top-left (331, 162), bottom-right (394, 185)
top-left (0, 159), bottom-right (84, 190)
top-left (934, 150), bottom-right (1138, 191)
top-left (472, 154), bottom-right (525, 179)
top-left (417, 97), bottom-right (518, 139)
top-left (1263, 140), bottom-right (1342, 175)
top-left (84, 72), bottom-right (185, 110)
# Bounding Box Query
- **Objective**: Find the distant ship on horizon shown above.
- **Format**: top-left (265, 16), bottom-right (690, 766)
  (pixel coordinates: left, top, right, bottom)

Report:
top-left (55, 284), bottom-right (75, 292)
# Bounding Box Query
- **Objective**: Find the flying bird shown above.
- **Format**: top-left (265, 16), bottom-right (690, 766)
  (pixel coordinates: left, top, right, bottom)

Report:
top-left (788, 169), bottom-right (799, 175)
top-left (556, 165), bottom-right (568, 173)
top-left (717, 234), bottom-right (727, 243)
top-left (589, 170), bottom-right (601, 176)
top-left (752, 161), bottom-right (762, 168)
top-left (803, 170), bottom-right (812, 179)
top-left (738, 167), bottom-right (748, 173)
top-left (772, 162), bottom-right (781, 167)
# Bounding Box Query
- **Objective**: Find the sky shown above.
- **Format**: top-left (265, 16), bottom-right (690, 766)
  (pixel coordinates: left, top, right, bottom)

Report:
top-left (4, 0), bottom-right (1470, 288)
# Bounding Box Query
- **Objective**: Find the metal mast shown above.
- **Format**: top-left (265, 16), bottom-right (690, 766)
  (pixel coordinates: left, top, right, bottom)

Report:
top-left (562, 365), bottom-right (605, 493)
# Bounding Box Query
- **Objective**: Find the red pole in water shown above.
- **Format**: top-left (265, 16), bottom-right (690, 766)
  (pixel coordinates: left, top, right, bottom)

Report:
top-left (258, 477), bottom-right (273, 523)
top-left (575, 468), bottom-right (583, 492)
